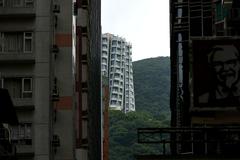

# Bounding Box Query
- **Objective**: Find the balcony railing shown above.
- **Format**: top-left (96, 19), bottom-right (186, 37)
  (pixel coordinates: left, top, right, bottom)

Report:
top-left (0, 128), bottom-right (16, 159)
top-left (138, 127), bottom-right (240, 156)
top-left (0, 0), bottom-right (35, 17)
top-left (1, 0), bottom-right (34, 8)
top-left (0, 127), bottom-right (10, 141)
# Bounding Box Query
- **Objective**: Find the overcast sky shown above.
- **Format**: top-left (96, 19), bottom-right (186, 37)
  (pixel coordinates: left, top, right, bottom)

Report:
top-left (101, 0), bottom-right (170, 61)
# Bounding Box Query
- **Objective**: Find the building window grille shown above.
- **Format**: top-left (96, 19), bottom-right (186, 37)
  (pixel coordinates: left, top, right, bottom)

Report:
top-left (13, 0), bottom-right (24, 7)
top-left (2, 32), bottom-right (23, 52)
top-left (25, 0), bottom-right (33, 7)
top-left (1, 0), bottom-right (34, 8)
top-left (0, 32), bottom-right (33, 53)
top-left (1, 77), bottom-right (32, 98)
top-left (10, 123), bottom-right (32, 145)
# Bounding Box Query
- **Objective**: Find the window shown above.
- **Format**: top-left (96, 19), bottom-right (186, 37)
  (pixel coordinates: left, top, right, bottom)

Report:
top-left (101, 64), bottom-right (107, 70)
top-left (117, 55), bottom-right (121, 60)
top-left (112, 93), bottom-right (118, 98)
top-left (111, 54), bottom-right (116, 59)
top-left (0, 32), bottom-right (33, 53)
top-left (2, 77), bottom-right (32, 98)
top-left (102, 37), bottom-right (107, 42)
top-left (111, 60), bottom-right (114, 65)
top-left (102, 58), bottom-right (107, 64)
top-left (2, 32), bottom-right (23, 52)
top-left (111, 100), bottom-right (117, 105)
top-left (13, 0), bottom-right (24, 7)
top-left (25, 0), bottom-right (34, 7)
top-left (22, 78), bottom-right (32, 98)
top-left (111, 47), bottom-right (116, 52)
top-left (117, 101), bottom-right (121, 105)
top-left (10, 123), bottom-right (32, 145)
top-left (112, 40), bottom-right (117, 45)
top-left (102, 44), bottom-right (107, 49)
top-left (24, 32), bottom-right (33, 52)
top-left (102, 51), bottom-right (107, 57)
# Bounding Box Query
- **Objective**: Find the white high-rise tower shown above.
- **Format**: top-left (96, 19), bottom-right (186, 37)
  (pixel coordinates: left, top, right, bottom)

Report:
top-left (101, 33), bottom-right (135, 113)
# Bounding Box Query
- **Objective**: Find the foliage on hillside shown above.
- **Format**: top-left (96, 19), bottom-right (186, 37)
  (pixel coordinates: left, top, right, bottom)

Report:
top-left (109, 110), bottom-right (169, 160)
top-left (109, 57), bottom-right (171, 160)
top-left (133, 57), bottom-right (170, 118)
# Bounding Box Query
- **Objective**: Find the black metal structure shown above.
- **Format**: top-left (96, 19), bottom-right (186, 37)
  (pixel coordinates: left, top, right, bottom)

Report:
top-left (0, 88), bottom-right (18, 159)
top-left (137, 127), bottom-right (240, 158)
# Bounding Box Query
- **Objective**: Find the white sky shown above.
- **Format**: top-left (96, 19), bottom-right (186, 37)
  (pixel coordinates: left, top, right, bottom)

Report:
top-left (101, 0), bottom-right (170, 61)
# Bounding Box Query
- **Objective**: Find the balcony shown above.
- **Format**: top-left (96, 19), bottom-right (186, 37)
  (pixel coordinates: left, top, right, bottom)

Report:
top-left (0, 127), bottom-right (16, 159)
top-left (16, 145), bottom-right (34, 155)
top-left (0, 53), bottom-right (35, 63)
top-left (0, 0), bottom-right (35, 18)
top-left (0, 127), bottom-right (10, 141)
top-left (12, 98), bottom-right (34, 110)
top-left (137, 127), bottom-right (240, 159)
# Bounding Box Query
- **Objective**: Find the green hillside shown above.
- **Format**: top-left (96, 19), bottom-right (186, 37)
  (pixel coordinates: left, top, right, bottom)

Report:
top-left (133, 56), bottom-right (170, 118)
top-left (109, 57), bottom-right (171, 160)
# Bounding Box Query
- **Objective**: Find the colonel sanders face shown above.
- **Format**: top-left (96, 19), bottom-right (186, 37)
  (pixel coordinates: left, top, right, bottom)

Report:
top-left (210, 45), bottom-right (240, 89)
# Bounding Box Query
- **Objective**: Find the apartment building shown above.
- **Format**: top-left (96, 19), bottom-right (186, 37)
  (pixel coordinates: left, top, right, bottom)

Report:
top-left (75, 0), bottom-right (102, 160)
top-left (101, 33), bottom-right (135, 113)
top-left (0, 0), bottom-right (102, 160)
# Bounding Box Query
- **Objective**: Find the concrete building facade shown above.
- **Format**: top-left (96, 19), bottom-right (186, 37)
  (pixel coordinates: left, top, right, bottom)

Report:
top-left (75, 0), bottom-right (102, 160)
top-left (0, 0), bottom-right (102, 160)
top-left (101, 33), bottom-right (135, 113)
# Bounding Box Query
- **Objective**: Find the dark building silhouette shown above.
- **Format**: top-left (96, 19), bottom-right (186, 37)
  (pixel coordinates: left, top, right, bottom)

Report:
top-left (0, 88), bottom-right (18, 159)
top-left (169, 0), bottom-right (240, 157)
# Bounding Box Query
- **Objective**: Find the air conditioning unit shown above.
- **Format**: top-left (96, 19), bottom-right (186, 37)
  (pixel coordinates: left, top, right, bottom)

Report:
top-left (52, 134), bottom-right (60, 147)
top-left (82, 0), bottom-right (88, 9)
top-left (53, 4), bottom-right (60, 13)
top-left (81, 26), bottom-right (88, 37)
top-left (52, 45), bottom-right (59, 53)
top-left (52, 78), bottom-right (59, 101)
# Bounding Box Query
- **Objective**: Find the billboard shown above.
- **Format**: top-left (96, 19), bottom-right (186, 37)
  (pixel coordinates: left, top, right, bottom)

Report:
top-left (192, 39), bottom-right (240, 109)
